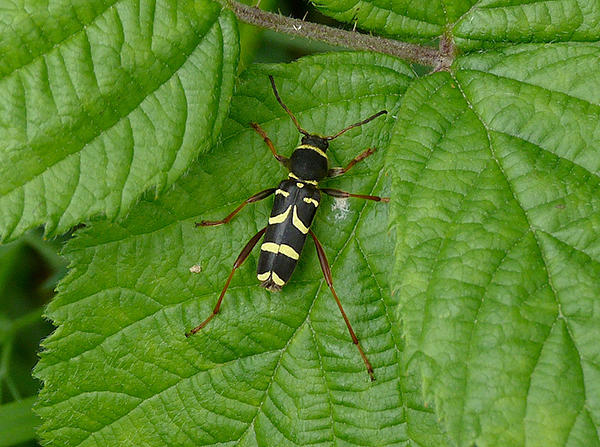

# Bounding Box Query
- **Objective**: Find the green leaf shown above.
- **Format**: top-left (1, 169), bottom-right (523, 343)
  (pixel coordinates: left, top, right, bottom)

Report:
top-left (35, 52), bottom-right (425, 446)
top-left (312, 0), bottom-right (600, 50)
top-left (454, 0), bottom-right (600, 49)
top-left (388, 43), bottom-right (600, 447)
top-left (0, 0), bottom-right (239, 242)
top-left (310, 0), bottom-right (452, 40)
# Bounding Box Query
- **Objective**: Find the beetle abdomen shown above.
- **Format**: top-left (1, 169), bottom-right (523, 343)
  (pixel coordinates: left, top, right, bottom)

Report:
top-left (257, 178), bottom-right (321, 291)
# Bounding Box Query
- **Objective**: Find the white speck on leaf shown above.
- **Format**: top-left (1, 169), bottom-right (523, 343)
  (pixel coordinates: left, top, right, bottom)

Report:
top-left (189, 264), bottom-right (202, 273)
top-left (331, 197), bottom-right (350, 220)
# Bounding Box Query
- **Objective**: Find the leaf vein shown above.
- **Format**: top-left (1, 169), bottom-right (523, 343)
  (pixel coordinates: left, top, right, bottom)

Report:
top-left (455, 73), bottom-right (593, 433)
top-left (3, 14), bottom-right (222, 200)
top-left (0, 0), bottom-right (120, 80)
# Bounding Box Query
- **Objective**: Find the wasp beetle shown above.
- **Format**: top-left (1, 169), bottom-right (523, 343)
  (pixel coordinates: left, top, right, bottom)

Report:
top-left (186, 76), bottom-right (389, 381)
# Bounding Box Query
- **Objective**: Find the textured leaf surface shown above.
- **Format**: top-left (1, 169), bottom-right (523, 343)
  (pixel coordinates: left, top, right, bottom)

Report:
top-left (312, 0), bottom-right (600, 49)
top-left (310, 0), bottom-right (451, 40)
top-left (34, 52), bottom-right (437, 446)
top-left (388, 43), bottom-right (600, 447)
top-left (0, 0), bottom-right (238, 242)
top-left (454, 0), bottom-right (600, 48)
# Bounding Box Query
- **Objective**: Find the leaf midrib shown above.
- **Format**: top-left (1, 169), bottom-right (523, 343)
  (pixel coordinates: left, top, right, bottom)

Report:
top-left (235, 164), bottom-right (393, 446)
top-left (453, 72), bottom-right (590, 444)
top-left (41, 159), bottom-right (393, 446)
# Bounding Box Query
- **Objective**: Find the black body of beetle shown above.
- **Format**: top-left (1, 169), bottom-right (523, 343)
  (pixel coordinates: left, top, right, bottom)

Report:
top-left (257, 134), bottom-right (329, 291)
top-left (186, 76), bottom-right (389, 381)
top-left (257, 177), bottom-right (321, 291)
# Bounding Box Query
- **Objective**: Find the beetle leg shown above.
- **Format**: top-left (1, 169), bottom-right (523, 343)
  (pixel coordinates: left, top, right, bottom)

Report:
top-left (328, 147), bottom-right (376, 178)
top-left (321, 188), bottom-right (389, 203)
top-left (196, 188), bottom-right (276, 227)
top-left (250, 122), bottom-right (290, 169)
top-left (309, 230), bottom-right (376, 382)
top-left (186, 226), bottom-right (267, 337)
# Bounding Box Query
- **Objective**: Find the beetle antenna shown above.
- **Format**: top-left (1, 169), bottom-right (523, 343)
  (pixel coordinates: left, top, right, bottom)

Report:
top-left (269, 75), bottom-right (310, 136)
top-left (326, 110), bottom-right (388, 140)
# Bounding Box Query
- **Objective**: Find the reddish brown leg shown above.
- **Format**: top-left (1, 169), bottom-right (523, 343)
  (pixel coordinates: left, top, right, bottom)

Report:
top-left (186, 227), bottom-right (267, 337)
top-left (250, 122), bottom-right (290, 168)
top-left (196, 188), bottom-right (276, 227)
top-left (328, 147), bottom-right (377, 178)
top-left (321, 188), bottom-right (389, 203)
top-left (309, 230), bottom-right (376, 382)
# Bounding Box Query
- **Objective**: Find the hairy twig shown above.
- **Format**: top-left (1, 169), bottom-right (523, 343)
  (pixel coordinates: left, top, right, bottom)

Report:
top-left (222, 0), bottom-right (453, 68)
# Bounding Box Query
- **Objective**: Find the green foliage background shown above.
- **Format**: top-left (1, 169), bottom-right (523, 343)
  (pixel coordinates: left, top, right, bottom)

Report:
top-left (0, 0), bottom-right (599, 446)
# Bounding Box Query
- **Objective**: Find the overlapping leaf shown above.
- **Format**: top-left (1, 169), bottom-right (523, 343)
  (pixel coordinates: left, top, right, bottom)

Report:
top-left (388, 43), bottom-right (600, 447)
top-left (310, 0), bottom-right (450, 40)
top-left (454, 0), bottom-right (600, 49)
top-left (312, 0), bottom-right (600, 49)
top-left (35, 52), bottom-right (426, 446)
top-left (0, 0), bottom-right (238, 242)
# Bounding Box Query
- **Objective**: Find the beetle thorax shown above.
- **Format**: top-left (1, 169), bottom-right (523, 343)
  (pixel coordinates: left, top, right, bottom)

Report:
top-left (289, 134), bottom-right (329, 181)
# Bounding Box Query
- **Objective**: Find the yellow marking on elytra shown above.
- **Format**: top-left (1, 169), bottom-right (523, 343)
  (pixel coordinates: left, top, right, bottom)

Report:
top-left (261, 242), bottom-right (279, 254)
top-left (303, 197), bottom-right (319, 207)
top-left (257, 271), bottom-right (270, 281)
top-left (297, 144), bottom-right (327, 159)
top-left (261, 242), bottom-right (300, 260)
top-left (272, 272), bottom-right (286, 286)
top-left (289, 173), bottom-right (300, 180)
top-left (275, 189), bottom-right (290, 197)
top-left (268, 205), bottom-right (291, 224)
top-left (279, 244), bottom-right (300, 260)
top-left (292, 206), bottom-right (309, 234)
top-left (296, 182), bottom-right (304, 188)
